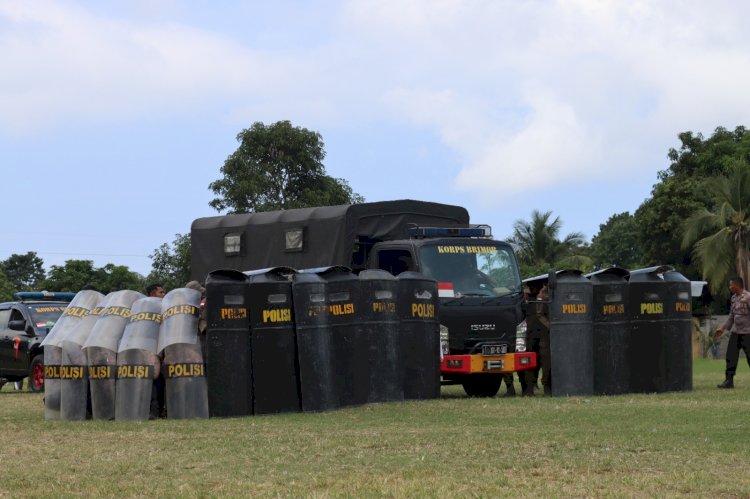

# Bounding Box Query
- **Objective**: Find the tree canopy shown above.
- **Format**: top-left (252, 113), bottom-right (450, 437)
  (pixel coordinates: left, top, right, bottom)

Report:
top-left (682, 162), bottom-right (750, 294)
top-left (209, 120), bottom-right (363, 214)
top-left (0, 251), bottom-right (45, 291)
top-left (509, 210), bottom-right (591, 278)
top-left (0, 269), bottom-right (14, 302)
top-left (42, 260), bottom-right (144, 294)
top-left (590, 212), bottom-right (644, 270)
top-left (147, 233), bottom-right (192, 291)
top-left (635, 126), bottom-right (750, 278)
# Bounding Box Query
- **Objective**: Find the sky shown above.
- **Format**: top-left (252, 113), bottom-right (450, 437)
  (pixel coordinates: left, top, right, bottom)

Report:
top-left (2, 0), bottom-right (749, 277)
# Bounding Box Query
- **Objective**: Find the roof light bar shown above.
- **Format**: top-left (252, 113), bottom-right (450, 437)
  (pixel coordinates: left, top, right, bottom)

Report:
top-left (408, 225), bottom-right (492, 239)
top-left (13, 291), bottom-right (76, 302)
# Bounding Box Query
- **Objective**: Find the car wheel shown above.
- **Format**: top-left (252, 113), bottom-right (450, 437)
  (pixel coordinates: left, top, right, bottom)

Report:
top-left (29, 355), bottom-right (44, 392)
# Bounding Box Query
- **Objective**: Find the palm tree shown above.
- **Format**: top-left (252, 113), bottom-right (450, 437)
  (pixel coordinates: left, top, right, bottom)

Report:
top-left (510, 210), bottom-right (588, 275)
top-left (682, 162), bottom-right (750, 294)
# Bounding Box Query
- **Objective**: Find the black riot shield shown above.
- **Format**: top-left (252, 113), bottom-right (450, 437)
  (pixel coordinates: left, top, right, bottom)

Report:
top-left (60, 296), bottom-right (109, 421)
top-left (359, 270), bottom-right (402, 404)
top-left (84, 290), bottom-right (144, 420)
top-left (205, 269), bottom-right (252, 418)
top-left (320, 267), bottom-right (365, 408)
top-left (397, 272), bottom-right (441, 400)
top-left (628, 268), bottom-right (669, 393)
top-left (247, 267), bottom-right (301, 415)
top-left (40, 290), bottom-right (103, 420)
top-left (589, 268), bottom-right (630, 396)
top-left (292, 271), bottom-right (337, 412)
top-left (663, 270), bottom-right (693, 392)
top-left (159, 288), bottom-right (209, 419)
top-left (549, 270), bottom-right (594, 396)
top-left (116, 297), bottom-right (163, 421)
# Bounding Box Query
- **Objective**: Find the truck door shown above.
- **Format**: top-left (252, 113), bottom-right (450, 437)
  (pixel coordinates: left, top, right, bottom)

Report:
top-left (373, 247), bottom-right (415, 276)
top-left (0, 307), bottom-right (12, 371)
top-left (3, 307), bottom-right (31, 375)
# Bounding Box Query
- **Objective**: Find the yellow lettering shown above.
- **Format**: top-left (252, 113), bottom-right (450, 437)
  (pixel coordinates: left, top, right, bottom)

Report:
top-left (163, 305), bottom-right (198, 319)
top-left (602, 304), bottom-right (625, 315)
top-left (640, 302), bottom-right (664, 314)
top-left (262, 308), bottom-right (292, 323)
top-left (221, 307), bottom-right (248, 320)
top-left (166, 363), bottom-right (205, 378)
top-left (562, 303), bottom-right (587, 314)
top-left (411, 302), bottom-right (435, 318)
top-left (675, 302), bottom-right (691, 313)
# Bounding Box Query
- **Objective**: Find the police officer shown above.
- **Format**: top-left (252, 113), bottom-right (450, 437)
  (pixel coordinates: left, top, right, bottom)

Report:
top-left (715, 276), bottom-right (750, 388)
top-left (535, 284), bottom-right (552, 395)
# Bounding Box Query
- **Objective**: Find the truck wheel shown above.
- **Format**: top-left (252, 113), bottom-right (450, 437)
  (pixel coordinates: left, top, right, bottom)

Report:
top-left (462, 375), bottom-right (502, 397)
top-left (29, 355), bottom-right (45, 393)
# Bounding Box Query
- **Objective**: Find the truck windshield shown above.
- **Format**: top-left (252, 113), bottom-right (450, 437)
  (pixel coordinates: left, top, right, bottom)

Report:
top-left (27, 304), bottom-right (67, 327)
top-left (418, 242), bottom-right (521, 297)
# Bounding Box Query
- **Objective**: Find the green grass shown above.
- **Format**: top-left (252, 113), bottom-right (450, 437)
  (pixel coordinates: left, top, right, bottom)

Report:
top-left (2, 359), bottom-right (749, 497)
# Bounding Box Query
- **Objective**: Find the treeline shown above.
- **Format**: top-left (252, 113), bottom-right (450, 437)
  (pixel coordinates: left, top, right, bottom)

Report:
top-left (0, 234), bottom-right (192, 301)
top-left (3, 123), bottom-right (747, 303)
top-left (510, 125), bottom-right (750, 298)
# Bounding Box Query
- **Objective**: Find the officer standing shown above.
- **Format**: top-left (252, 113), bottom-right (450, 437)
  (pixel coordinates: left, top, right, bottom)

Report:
top-left (146, 283), bottom-right (166, 419)
top-left (536, 284), bottom-right (552, 395)
top-left (715, 276), bottom-right (750, 388)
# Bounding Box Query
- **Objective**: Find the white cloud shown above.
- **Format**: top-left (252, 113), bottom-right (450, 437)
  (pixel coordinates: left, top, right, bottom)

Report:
top-left (0, 1), bottom-right (272, 134)
top-left (2, 0), bottom-right (749, 204)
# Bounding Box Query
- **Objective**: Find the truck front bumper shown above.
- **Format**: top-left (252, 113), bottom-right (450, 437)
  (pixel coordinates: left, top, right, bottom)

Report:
top-left (440, 352), bottom-right (537, 374)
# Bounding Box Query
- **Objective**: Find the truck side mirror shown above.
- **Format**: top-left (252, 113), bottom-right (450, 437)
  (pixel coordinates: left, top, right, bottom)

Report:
top-left (8, 319), bottom-right (27, 332)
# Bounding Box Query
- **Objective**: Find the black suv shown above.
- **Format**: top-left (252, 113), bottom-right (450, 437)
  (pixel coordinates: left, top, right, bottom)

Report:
top-left (0, 292), bottom-right (74, 392)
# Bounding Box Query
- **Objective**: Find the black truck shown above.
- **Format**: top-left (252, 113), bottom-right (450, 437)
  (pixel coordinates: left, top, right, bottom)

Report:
top-left (0, 292), bottom-right (75, 392)
top-left (191, 199), bottom-right (535, 397)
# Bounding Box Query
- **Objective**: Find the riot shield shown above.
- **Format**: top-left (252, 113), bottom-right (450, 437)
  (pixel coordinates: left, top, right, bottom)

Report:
top-left (549, 270), bottom-right (594, 397)
top-left (84, 290), bottom-right (144, 420)
top-left (41, 290), bottom-right (103, 420)
top-left (628, 268), bottom-right (668, 393)
top-left (359, 270), bottom-right (401, 404)
top-left (205, 269), bottom-right (251, 418)
top-left (398, 272), bottom-right (441, 400)
top-left (320, 267), bottom-right (364, 408)
top-left (159, 288), bottom-right (208, 419)
top-left (292, 271), bottom-right (337, 412)
top-left (248, 267), bottom-right (301, 415)
top-left (663, 270), bottom-right (692, 392)
top-left (115, 297), bottom-right (163, 421)
top-left (589, 268), bottom-right (630, 396)
top-left (60, 295), bottom-right (110, 421)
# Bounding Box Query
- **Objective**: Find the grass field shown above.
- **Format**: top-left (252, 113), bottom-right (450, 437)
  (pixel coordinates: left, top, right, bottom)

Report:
top-left (1, 359), bottom-right (749, 497)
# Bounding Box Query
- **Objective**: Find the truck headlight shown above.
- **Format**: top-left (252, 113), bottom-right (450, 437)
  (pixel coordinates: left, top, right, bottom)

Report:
top-left (515, 320), bottom-right (527, 353)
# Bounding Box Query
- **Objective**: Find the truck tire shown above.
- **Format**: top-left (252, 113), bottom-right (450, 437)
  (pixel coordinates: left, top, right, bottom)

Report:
top-left (462, 374), bottom-right (502, 397)
top-left (29, 355), bottom-right (45, 393)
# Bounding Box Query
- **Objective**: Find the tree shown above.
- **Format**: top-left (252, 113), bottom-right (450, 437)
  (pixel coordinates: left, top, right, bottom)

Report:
top-left (42, 260), bottom-right (145, 294)
top-left (635, 126), bottom-right (750, 277)
top-left (0, 251), bottom-right (45, 291)
top-left (590, 212), bottom-right (644, 269)
top-left (208, 120), bottom-right (363, 214)
top-left (509, 210), bottom-right (590, 277)
top-left (0, 269), bottom-right (14, 301)
top-left (42, 260), bottom-right (100, 292)
top-left (96, 264), bottom-right (145, 294)
top-left (148, 233), bottom-right (192, 290)
top-left (682, 162), bottom-right (750, 295)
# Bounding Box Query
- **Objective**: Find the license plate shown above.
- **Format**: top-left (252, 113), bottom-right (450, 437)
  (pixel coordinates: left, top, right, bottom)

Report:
top-left (482, 344), bottom-right (507, 355)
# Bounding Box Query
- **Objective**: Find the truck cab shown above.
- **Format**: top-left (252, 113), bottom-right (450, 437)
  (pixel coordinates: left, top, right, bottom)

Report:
top-left (369, 226), bottom-right (533, 396)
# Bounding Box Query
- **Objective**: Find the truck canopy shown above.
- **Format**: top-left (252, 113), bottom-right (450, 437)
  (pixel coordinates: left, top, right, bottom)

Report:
top-left (191, 200), bottom-right (469, 280)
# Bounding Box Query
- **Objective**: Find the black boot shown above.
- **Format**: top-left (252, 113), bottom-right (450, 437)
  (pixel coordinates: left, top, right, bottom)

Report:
top-left (717, 376), bottom-right (734, 389)
top-left (504, 383), bottom-right (516, 397)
